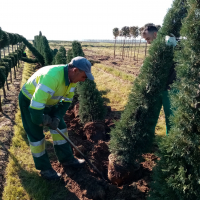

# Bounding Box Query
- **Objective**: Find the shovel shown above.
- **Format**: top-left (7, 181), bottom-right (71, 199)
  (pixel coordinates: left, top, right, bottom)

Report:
top-left (55, 128), bottom-right (106, 181)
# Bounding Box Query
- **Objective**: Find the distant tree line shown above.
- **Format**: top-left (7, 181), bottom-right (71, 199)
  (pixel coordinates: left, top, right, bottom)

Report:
top-left (0, 27), bottom-right (26, 111)
top-left (113, 24), bottom-right (161, 60)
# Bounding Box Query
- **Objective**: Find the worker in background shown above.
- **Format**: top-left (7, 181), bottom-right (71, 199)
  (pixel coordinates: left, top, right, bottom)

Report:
top-left (19, 56), bottom-right (94, 180)
top-left (142, 24), bottom-right (176, 135)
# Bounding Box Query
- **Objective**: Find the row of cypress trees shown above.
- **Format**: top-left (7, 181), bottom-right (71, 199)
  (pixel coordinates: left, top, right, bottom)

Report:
top-left (0, 28), bottom-right (46, 112)
top-left (0, 27), bottom-right (27, 111)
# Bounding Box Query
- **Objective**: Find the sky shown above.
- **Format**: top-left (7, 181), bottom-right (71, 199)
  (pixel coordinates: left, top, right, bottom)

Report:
top-left (0, 0), bottom-right (174, 41)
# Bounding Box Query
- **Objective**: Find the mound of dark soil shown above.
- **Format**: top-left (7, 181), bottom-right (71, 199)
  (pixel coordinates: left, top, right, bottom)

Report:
top-left (52, 105), bottom-right (159, 200)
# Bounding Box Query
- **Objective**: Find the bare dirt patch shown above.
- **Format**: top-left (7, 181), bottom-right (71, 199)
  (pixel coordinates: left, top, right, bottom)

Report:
top-left (85, 54), bottom-right (143, 76)
top-left (0, 65), bottom-right (24, 198)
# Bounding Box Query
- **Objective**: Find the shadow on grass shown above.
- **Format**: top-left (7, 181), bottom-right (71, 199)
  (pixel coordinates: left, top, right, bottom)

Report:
top-left (9, 153), bottom-right (79, 200)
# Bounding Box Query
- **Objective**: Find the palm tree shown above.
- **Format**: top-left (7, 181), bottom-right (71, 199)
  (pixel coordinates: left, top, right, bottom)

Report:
top-left (113, 28), bottom-right (119, 58)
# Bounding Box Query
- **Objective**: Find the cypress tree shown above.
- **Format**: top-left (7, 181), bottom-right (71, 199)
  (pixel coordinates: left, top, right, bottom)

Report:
top-left (77, 79), bottom-right (106, 123)
top-left (0, 27), bottom-right (3, 40)
top-left (67, 48), bottom-right (73, 63)
top-left (1, 58), bottom-right (12, 74)
top-left (108, 0), bottom-right (187, 167)
top-left (0, 66), bottom-right (6, 89)
top-left (33, 33), bottom-right (53, 65)
top-left (0, 31), bottom-right (10, 49)
top-left (149, 0), bottom-right (200, 199)
top-left (72, 41), bottom-right (85, 57)
top-left (71, 41), bottom-right (106, 124)
top-left (21, 57), bottom-right (38, 63)
top-left (42, 36), bottom-right (53, 65)
top-left (22, 37), bottom-right (45, 66)
top-left (54, 46), bottom-right (67, 64)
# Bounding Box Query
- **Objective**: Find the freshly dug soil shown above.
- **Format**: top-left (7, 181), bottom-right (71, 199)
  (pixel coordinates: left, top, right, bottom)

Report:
top-left (51, 106), bottom-right (159, 200)
top-left (83, 122), bottom-right (105, 142)
top-left (108, 154), bottom-right (140, 186)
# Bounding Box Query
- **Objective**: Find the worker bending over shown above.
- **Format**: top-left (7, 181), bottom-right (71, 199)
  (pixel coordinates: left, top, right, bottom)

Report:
top-left (19, 56), bottom-right (94, 180)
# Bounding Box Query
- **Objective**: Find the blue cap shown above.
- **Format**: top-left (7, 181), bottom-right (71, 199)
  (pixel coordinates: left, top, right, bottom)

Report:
top-left (70, 56), bottom-right (94, 80)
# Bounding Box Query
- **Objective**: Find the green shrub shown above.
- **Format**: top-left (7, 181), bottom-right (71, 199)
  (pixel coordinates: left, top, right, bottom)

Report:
top-left (72, 41), bottom-right (85, 57)
top-left (21, 57), bottom-right (38, 63)
top-left (54, 46), bottom-right (67, 64)
top-left (0, 66), bottom-right (6, 88)
top-left (67, 48), bottom-right (73, 63)
top-left (108, 0), bottom-right (187, 166)
top-left (149, 0), bottom-right (200, 199)
top-left (77, 79), bottom-right (106, 123)
top-left (22, 37), bottom-right (44, 66)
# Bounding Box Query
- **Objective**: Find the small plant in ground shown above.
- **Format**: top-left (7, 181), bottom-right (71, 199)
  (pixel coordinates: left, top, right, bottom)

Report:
top-left (149, 0), bottom-right (200, 199)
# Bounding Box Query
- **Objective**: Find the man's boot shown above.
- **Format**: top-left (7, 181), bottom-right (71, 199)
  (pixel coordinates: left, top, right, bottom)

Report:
top-left (40, 168), bottom-right (61, 180)
top-left (62, 157), bottom-right (85, 168)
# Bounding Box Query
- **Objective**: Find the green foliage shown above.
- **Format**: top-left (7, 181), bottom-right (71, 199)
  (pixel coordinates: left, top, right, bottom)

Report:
top-left (52, 48), bottom-right (58, 57)
top-left (129, 26), bottom-right (139, 38)
top-left (33, 33), bottom-right (53, 65)
top-left (67, 48), bottom-right (73, 63)
top-left (72, 41), bottom-right (85, 57)
top-left (42, 36), bottom-right (53, 65)
top-left (108, 0), bottom-right (187, 166)
top-left (0, 62), bottom-right (9, 78)
top-left (0, 66), bottom-right (6, 88)
top-left (22, 37), bottom-right (45, 66)
top-left (149, 1), bottom-right (200, 199)
top-left (54, 46), bottom-right (67, 64)
top-left (0, 27), bottom-right (3, 40)
top-left (113, 28), bottom-right (119, 39)
top-left (0, 31), bottom-right (10, 48)
top-left (1, 58), bottom-right (12, 73)
top-left (21, 57), bottom-right (38, 63)
top-left (77, 79), bottom-right (106, 124)
top-left (16, 49), bottom-right (23, 60)
top-left (8, 54), bottom-right (16, 68)
top-left (120, 26), bottom-right (130, 38)
top-left (9, 53), bottom-right (18, 66)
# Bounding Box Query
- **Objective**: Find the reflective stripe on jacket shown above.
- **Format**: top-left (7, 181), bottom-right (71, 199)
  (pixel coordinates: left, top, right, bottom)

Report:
top-left (21, 64), bottom-right (76, 110)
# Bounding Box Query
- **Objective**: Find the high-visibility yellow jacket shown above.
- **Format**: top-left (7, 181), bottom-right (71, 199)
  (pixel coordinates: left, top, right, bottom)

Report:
top-left (21, 64), bottom-right (76, 125)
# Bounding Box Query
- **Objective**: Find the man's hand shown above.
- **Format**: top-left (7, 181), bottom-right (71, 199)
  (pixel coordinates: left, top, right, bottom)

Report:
top-left (43, 115), bottom-right (52, 126)
top-left (49, 117), bottom-right (60, 130)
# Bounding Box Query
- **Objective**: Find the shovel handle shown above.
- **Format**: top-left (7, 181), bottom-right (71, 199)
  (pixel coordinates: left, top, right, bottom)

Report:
top-left (55, 128), bottom-right (106, 180)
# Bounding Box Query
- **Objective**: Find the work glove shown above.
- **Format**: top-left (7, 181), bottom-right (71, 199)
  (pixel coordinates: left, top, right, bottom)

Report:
top-left (43, 115), bottom-right (52, 126)
top-left (49, 117), bottom-right (60, 130)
